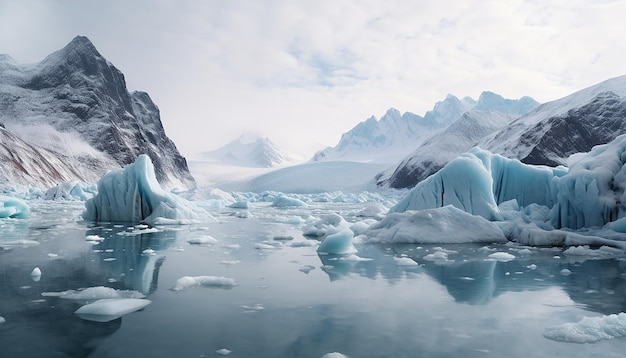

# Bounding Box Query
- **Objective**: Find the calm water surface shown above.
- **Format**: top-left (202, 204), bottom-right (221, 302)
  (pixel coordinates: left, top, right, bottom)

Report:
top-left (1, 200), bottom-right (626, 357)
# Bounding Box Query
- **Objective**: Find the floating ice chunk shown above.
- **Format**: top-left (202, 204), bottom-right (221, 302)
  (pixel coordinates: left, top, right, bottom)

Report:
top-left (337, 254), bottom-right (372, 262)
top-left (563, 245), bottom-right (624, 259)
top-left (527, 264), bottom-right (537, 270)
top-left (488, 252), bottom-right (515, 262)
top-left (321, 353), bottom-right (348, 358)
top-left (0, 316), bottom-right (5, 324)
top-left (47, 253), bottom-right (58, 258)
top-left (299, 265), bottom-right (316, 274)
top-left (75, 298), bottom-right (151, 322)
top-left (271, 195), bottom-right (307, 207)
top-left (30, 267), bottom-right (41, 281)
top-left (544, 312), bottom-right (626, 343)
top-left (255, 242), bottom-right (281, 250)
top-left (85, 235), bottom-right (105, 242)
top-left (241, 304), bottom-right (265, 312)
top-left (117, 227), bottom-right (160, 236)
top-left (42, 286), bottom-right (146, 300)
top-left (393, 257), bottom-right (419, 266)
top-left (216, 348), bottom-right (232, 355)
top-left (317, 228), bottom-right (357, 255)
top-left (349, 203), bottom-right (388, 219)
top-left (273, 235), bottom-right (294, 241)
top-left (560, 269), bottom-right (572, 276)
top-left (0, 195), bottom-right (29, 218)
top-left (290, 240), bottom-right (319, 248)
top-left (220, 260), bottom-right (241, 265)
top-left (83, 154), bottom-right (214, 224)
top-left (363, 206), bottom-right (506, 244)
top-left (424, 251), bottom-right (451, 261)
top-left (187, 235), bottom-right (217, 245)
top-left (171, 276), bottom-right (237, 291)
top-left (142, 248), bottom-right (156, 255)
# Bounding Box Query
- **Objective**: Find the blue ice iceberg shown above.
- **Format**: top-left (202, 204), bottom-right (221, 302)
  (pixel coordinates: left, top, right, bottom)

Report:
top-left (0, 195), bottom-right (29, 218)
top-left (305, 213), bottom-right (358, 255)
top-left (391, 147), bottom-right (566, 221)
top-left (389, 134), bottom-right (626, 243)
top-left (83, 154), bottom-right (212, 224)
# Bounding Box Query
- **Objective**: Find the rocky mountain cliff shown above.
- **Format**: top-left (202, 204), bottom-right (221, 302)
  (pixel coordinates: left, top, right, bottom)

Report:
top-left (0, 36), bottom-right (194, 189)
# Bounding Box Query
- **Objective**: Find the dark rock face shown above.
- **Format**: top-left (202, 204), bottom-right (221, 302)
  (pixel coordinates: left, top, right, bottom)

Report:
top-left (520, 92), bottom-right (626, 166)
top-left (0, 36), bottom-right (195, 189)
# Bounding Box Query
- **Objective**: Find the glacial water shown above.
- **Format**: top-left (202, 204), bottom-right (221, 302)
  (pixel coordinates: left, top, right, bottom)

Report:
top-left (1, 200), bottom-right (626, 357)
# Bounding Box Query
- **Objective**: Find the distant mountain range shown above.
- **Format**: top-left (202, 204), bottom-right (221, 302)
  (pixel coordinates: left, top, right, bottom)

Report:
top-left (313, 91), bottom-right (538, 164)
top-left (380, 75), bottom-right (626, 189)
top-left (197, 135), bottom-right (294, 168)
top-left (0, 36), bottom-right (194, 189)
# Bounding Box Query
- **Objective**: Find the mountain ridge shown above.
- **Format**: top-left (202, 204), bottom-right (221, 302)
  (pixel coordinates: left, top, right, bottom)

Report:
top-left (0, 35), bottom-right (195, 190)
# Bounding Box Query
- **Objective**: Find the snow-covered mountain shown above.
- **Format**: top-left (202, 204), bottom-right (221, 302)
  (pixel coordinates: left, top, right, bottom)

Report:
top-left (197, 135), bottom-right (294, 168)
top-left (313, 92), bottom-right (537, 163)
top-left (376, 110), bottom-right (516, 188)
top-left (379, 76), bottom-right (626, 189)
top-left (0, 36), bottom-right (194, 189)
top-left (480, 75), bottom-right (626, 166)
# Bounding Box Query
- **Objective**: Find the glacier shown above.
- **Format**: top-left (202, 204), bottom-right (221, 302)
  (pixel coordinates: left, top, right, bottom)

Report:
top-left (385, 134), bottom-right (626, 245)
top-left (83, 154), bottom-right (213, 224)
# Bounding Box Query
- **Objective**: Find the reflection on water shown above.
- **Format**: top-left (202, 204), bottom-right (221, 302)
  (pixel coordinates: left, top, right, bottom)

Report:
top-left (1, 201), bottom-right (626, 357)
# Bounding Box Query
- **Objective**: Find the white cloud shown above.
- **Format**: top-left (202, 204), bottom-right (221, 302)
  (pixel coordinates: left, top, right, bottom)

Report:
top-left (1, 0), bottom-right (625, 157)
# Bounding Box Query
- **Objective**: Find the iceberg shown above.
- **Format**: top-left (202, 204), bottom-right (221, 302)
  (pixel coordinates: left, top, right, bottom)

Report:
top-left (309, 214), bottom-right (358, 255)
top-left (387, 135), bottom-right (626, 243)
top-left (363, 206), bottom-right (506, 244)
top-left (0, 195), bottom-right (29, 218)
top-left (83, 155), bottom-right (213, 224)
top-left (390, 147), bottom-right (565, 221)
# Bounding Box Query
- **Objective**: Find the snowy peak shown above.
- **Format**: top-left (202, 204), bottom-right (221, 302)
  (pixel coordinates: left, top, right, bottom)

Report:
top-left (314, 92), bottom-right (538, 164)
top-left (474, 91), bottom-right (538, 115)
top-left (481, 75), bottom-right (626, 166)
top-left (199, 135), bottom-right (294, 168)
top-left (422, 94), bottom-right (475, 128)
top-left (0, 36), bottom-right (195, 189)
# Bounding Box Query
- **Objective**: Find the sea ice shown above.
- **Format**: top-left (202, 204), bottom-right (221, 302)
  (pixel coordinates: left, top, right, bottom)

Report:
top-left (0, 316), bottom-right (5, 324)
top-left (216, 348), bottom-right (232, 355)
top-left (0, 195), bottom-right (29, 218)
top-left (74, 298), bottom-right (151, 322)
top-left (544, 312), bottom-right (626, 343)
top-left (363, 206), bottom-right (506, 244)
top-left (171, 276), bottom-right (237, 291)
top-left (83, 154), bottom-right (213, 224)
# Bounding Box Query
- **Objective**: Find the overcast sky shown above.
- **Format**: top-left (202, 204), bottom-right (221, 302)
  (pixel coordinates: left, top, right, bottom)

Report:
top-left (1, 0), bottom-right (625, 158)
